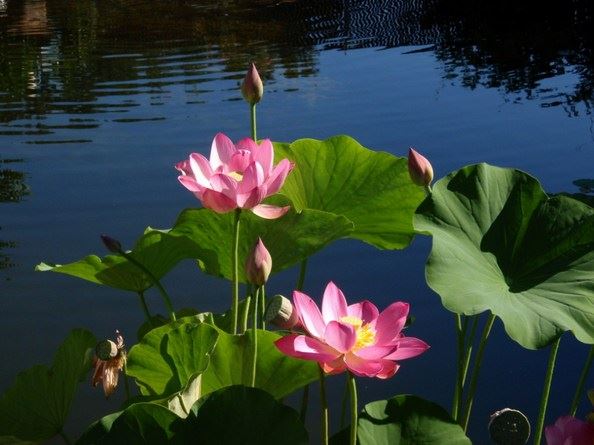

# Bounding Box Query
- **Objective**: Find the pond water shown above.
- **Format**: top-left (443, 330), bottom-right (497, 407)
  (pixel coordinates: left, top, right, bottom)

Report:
top-left (1, 0), bottom-right (593, 443)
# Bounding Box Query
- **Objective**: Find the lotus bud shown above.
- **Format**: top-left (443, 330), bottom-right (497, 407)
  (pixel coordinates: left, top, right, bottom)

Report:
top-left (408, 148), bottom-right (434, 187)
top-left (100, 234), bottom-right (122, 254)
top-left (265, 294), bottom-right (299, 329)
top-left (245, 238), bottom-right (272, 286)
top-left (241, 63), bottom-right (263, 105)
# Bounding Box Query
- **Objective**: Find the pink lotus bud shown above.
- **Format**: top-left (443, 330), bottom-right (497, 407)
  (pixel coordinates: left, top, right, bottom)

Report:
top-left (241, 63), bottom-right (264, 105)
top-left (100, 234), bottom-right (122, 254)
top-left (265, 294), bottom-right (299, 329)
top-left (245, 238), bottom-right (272, 285)
top-left (408, 148), bottom-right (434, 187)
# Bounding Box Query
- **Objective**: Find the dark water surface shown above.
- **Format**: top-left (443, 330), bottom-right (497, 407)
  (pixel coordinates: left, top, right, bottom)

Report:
top-left (1, 0), bottom-right (593, 443)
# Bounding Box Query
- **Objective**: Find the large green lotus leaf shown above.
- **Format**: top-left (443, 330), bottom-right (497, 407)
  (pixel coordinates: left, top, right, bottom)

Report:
top-left (36, 229), bottom-right (201, 292)
top-left (76, 403), bottom-right (183, 445)
top-left (273, 136), bottom-right (425, 249)
top-left (126, 320), bottom-right (218, 396)
top-left (200, 328), bottom-right (319, 399)
top-left (187, 385), bottom-right (308, 444)
top-left (331, 395), bottom-right (470, 445)
top-left (415, 163), bottom-right (594, 349)
top-left (169, 206), bottom-right (353, 282)
top-left (78, 386), bottom-right (308, 445)
top-left (0, 329), bottom-right (96, 443)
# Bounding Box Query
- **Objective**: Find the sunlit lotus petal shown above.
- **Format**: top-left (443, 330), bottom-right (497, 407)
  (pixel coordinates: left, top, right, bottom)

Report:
top-left (176, 133), bottom-right (293, 219)
top-left (274, 282), bottom-right (429, 379)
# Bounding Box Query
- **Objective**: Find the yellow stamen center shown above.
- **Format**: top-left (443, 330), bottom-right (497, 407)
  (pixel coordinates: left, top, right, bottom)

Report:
top-left (340, 316), bottom-right (376, 350)
top-left (228, 171), bottom-right (243, 181)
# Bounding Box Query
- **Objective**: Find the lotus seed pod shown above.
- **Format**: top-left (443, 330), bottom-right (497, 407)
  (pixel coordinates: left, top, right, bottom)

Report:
top-left (95, 339), bottom-right (118, 361)
top-left (265, 294), bottom-right (299, 329)
top-left (488, 408), bottom-right (530, 445)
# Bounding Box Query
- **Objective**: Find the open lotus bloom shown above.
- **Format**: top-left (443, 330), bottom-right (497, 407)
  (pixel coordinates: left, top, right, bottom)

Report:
top-left (545, 416), bottom-right (594, 445)
top-left (275, 282), bottom-right (429, 378)
top-left (176, 133), bottom-right (293, 219)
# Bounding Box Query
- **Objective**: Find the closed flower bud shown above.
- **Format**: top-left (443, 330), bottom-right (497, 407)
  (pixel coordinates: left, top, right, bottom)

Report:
top-left (408, 148), bottom-right (434, 187)
top-left (265, 294), bottom-right (299, 330)
top-left (241, 63), bottom-right (264, 105)
top-left (245, 238), bottom-right (272, 285)
top-left (100, 234), bottom-right (122, 254)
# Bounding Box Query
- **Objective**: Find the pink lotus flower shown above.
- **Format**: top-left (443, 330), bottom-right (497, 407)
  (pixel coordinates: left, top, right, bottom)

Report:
top-left (176, 133), bottom-right (293, 219)
top-left (408, 147), bottom-right (434, 187)
top-left (545, 416), bottom-right (594, 445)
top-left (275, 282), bottom-right (429, 378)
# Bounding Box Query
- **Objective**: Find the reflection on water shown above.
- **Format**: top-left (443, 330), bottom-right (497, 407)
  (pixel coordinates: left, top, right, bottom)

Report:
top-left (0, 157), bottom-right (27, 273)
top-left (0, 0), bottom-right (591, 142)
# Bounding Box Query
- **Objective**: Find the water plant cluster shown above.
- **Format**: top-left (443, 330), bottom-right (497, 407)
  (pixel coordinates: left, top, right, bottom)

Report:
top-left (1, 64), bottom-right (593, 445)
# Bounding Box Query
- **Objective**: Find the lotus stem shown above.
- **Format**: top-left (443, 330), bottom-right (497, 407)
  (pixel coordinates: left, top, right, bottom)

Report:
top-left (348, 372), bottom-right (358, 445)
top-left (296, 259), bottom-right (308, 291)
top-left (319, 367), bottom-right (329, 445)
top-left (137, 291), bottom-right (153, 325)
top-left (570, 345), bottom-right (594, 416)
top-left (453, 313), bottom-right (465, 421)
top-left (461, 313), bottom-right (496, 431)
top-left (250, 287), bottom-right (260, 387)
top-left (462, 316), bottom-right (479, 388)
top-left (241, 295), bottom-right (252, 333)
top-left (122, 252), bottom-right (176, 321)
top-left (231, 208), bottom-right (241, 334)
top-left (260, 285), bottom-right (266, 330)
top-left (250, 104), bottom-right (257, 141)
top-left (534, 337), bottom-right (562, 445)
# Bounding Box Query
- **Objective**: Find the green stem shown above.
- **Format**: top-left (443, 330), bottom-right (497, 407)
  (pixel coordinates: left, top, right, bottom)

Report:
top-left (59, 430), bottom-right (72, 445)
top-left (137, 291), bottom-right (153, 325)
top-left (348, 372), bottom-right (358, 445)
top-left (296, 259), bottom-right (308, 291)
top-left (461, 313), bottom-right (496, 431)
top-left (122, 252), bottom-right (175, 321)
top-left (241, 295), bottom-right (252, 333)
top-left (300, 385), bottom-right (309, 423)
top-left (452, 313), bottom-right (465, 421)
top-left (231, 208), bottom-right (241, 334)
top-left (462, 316), bottom-right (479, 388)
top-left (319, 367), bottom-right (329, 445)
top-left (570, 345), bottom-right (594, 416)
top-left (260, 285), bottom-right (266, 330)
top-left (534, 337), bottom-right (562, 445)
top-left (250, 104), bottom-right (257, 141)
top-left (250, 287), bottom-right (260, 387)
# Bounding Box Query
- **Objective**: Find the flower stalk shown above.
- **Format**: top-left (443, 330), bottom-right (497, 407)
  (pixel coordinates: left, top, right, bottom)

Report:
top-left (569, 345), bottom-right (594, 416)
top-left (534, 337), bottom-right (562, 445)
top-left (348, 372), bottom-right (358, 445)
top-left (231, 208), bottom-right (241, 334)
top-left (319, 367), bottom-right (329, 445)
top-left (461, 313), bottom-right (496, 431)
